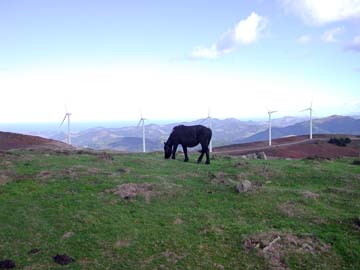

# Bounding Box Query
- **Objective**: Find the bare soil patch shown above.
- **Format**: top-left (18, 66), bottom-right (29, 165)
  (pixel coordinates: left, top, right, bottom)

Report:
top-left (115, 239), bottom-right (131, 248)
top-left (244, 231), bottom-right (331, 270)
top-left (208, 172), bottom-right (233, 186)
top-left (105, 183), bottom-right (157, 202)
top-left (302, 190), bottom-right (320, 199)
top-left (278, 202), bottom-right (305, 218)
top-left (173, 217), bottom-right (183, 225)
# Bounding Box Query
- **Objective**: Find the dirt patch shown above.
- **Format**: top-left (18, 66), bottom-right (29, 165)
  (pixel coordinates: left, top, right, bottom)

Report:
top-left (115, 168), bottom-right (131, 175)
top-left (278, 202), bottom-right (305, 217)
top-left (0, 260), bottom-right (16, 269)
top-left (105, 183), bottom-right (157, 202)
top-left (174, 218), bottom-right (183, 225)
top-left (161, 250), bottom-right (185, 264)
top-left (28, 248), bottom-right (41, 254)
top-left (200, 224), bottom-right (225, 235)
top-left (244, 232), bottom-right (331, 270)
top-left (115, 239), bottom-right (131, 248)
top-left (302, 190), bottom-right (320, 199)
top-left (53, 254), bottom-right (75, 265)
top-left (209, 172), bottom-right (234, 186)
top-left (62, 231), bottom-right (74, 239)
top-left (0, 174), bottom-right (9, 186)
top-left (97, 152), bottom-right (114, 161)
top-left (236, 172), bottom-right (249, 181)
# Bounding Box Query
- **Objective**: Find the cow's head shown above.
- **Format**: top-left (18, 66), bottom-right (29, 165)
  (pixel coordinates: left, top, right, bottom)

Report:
top-left (164, 142), bottom-right (172, 159)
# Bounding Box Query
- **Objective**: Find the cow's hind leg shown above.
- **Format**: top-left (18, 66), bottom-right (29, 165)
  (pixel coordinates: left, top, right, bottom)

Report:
top-left (197, 151), bottom-right (204, 163)
top-left (205, 149), bottom-right (210, 164)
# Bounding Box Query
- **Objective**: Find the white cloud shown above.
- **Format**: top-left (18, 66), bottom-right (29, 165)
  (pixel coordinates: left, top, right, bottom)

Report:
top-left (345, 35), bottom-right (360, 51)
top-left (191, 12), bottom-right (267, 59)
top-left (322, 27), bottom-right (344, 42)
top-left (297, 34), bottom-right (312, 44)
top-left (280, 0), bottom-right (360, 24)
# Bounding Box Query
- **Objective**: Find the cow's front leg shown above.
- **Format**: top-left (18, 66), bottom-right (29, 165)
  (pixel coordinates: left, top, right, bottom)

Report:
top-left (182, 145), bottom-right (189, 162)
top-left (171, 144), bottom-right (178, 159)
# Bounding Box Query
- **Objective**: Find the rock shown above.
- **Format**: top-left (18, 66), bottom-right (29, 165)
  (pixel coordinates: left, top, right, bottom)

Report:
top-left (246, 153), bottom-right (258, 160)
top-left (235, 180), bottom-right (252, 193)
top-left (53, 254), bottom-right (75, 265)
top-left (0, 260), bottom-right (16, 269)
top-left (256, 152), bottom-right (267, 160)
top-left (62, 231), bottom-right (74, 239)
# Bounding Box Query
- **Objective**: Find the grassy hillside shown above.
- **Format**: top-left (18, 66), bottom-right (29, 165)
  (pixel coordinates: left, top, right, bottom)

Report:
top-left (0, 150), bottom-right (359, 269)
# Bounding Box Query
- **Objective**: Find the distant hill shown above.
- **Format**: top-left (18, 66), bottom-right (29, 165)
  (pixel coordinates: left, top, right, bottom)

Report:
top-left (52, 118), bottom-right (267, 151)
top-left (0, 131), bottom-right (73, 151)
top-left (215, 134), bottom-right (360, 159)
top-left (47, 115), bottom-right (360, 152)
top-left (240, 115), bottom-right (360, 143)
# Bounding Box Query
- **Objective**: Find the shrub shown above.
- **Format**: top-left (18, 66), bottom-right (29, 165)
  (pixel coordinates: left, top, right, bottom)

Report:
top-left (328, 137), bottom-right (352, 147)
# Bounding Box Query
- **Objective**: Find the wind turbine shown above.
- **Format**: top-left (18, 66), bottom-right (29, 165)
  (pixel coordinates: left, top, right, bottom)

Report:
top-left (300, 102), bottom-right (313, 140)
top-left (267, 110), bottom-right (277, 146)
top-left (137, 113), bottom-right (146, 153)
top-left (200, 109), bottom-right (213, 152)
top-left (59, 107), bottom-right (72, 145)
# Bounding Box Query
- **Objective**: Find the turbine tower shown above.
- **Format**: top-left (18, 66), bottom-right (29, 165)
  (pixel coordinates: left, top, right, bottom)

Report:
top-left (200, 109), bottom-right (213, 152)
top-left (137, 113), bottom-right (146, 153)
top-left (207, 109), bottom-right (213, 153)
top-left (268, 110), bottom-right (277, 146)
top-left (59, 110), bottom-right (72, 145)
top-left (300, 102), bottom-right (313, 140)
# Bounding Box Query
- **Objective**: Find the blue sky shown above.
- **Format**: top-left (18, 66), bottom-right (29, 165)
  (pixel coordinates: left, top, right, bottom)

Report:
top-left (0, 0), bottom-right (360, 123)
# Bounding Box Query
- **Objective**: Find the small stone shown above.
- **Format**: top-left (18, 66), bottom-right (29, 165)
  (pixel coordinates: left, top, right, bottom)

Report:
top-left (257, 152), bottom-right (267, 160)
top-left (235, 180), bottom-right (252, 193)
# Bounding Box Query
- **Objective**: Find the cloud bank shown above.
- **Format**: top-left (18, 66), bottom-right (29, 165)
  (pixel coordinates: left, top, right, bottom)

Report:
top-left (281, 0), bottom-right (360, 24)
top-left (322, 27), bottom-right (344, 43)
top-left (345, 35), bottom-right (360, 52)
top-left (191, 12), bottom-right (267, 59)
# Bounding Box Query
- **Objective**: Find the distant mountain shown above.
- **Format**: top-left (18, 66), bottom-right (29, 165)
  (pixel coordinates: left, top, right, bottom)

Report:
top-left (51, 118), bottom-right (267, 151)
top-left (240, 115), bottom-right (360, 143)
top-left (37, 114), bottom-right (360, 152)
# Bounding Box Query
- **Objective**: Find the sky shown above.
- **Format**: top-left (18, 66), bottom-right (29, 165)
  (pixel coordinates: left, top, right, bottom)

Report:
top-left (1, 0), bottom-right (360, 123)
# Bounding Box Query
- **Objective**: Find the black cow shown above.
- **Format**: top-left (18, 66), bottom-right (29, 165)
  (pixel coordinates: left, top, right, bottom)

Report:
top-left (164, 125), bottom-right (212, 164)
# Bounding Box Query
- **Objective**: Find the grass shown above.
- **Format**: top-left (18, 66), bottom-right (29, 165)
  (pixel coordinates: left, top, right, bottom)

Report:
top-left (0, 150), bottom-right (359, 269)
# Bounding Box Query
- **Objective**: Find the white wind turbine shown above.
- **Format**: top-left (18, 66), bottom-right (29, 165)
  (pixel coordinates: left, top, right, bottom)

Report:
top-left (300, 102), bottom-right (313, 140)
top-left (59, 107), bottom-right (72, 145)
top-left (267, 109), bottom-right (277, 146)
top-left (206, 109), bottom-right (213, 152)
top-left (200, 109), bottom-right (213, 152)
top-left (137, 112), bottom-right (146, 153)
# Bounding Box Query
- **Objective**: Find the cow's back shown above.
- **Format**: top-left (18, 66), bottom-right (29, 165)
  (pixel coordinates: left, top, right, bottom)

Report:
top-left (172, 125), bottom-right (211, 147)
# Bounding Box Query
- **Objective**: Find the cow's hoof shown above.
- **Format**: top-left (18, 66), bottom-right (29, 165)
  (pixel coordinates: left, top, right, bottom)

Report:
top-left (205, 161), bottom-right (210, 165)
top-left (184, 159), bottom-right (189, 162)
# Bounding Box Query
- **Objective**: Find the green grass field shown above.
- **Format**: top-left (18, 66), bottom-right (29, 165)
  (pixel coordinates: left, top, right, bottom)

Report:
top-left (0, 150), bottom-right (359, 269)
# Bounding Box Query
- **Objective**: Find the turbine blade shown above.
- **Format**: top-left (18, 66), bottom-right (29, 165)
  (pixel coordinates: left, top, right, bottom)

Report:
top-left (59, 114), bottom-right (67, 128)
top-left (299, 108), bottom-right (310, 112)
top-left (137, 119), bottom-right (143, 127)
